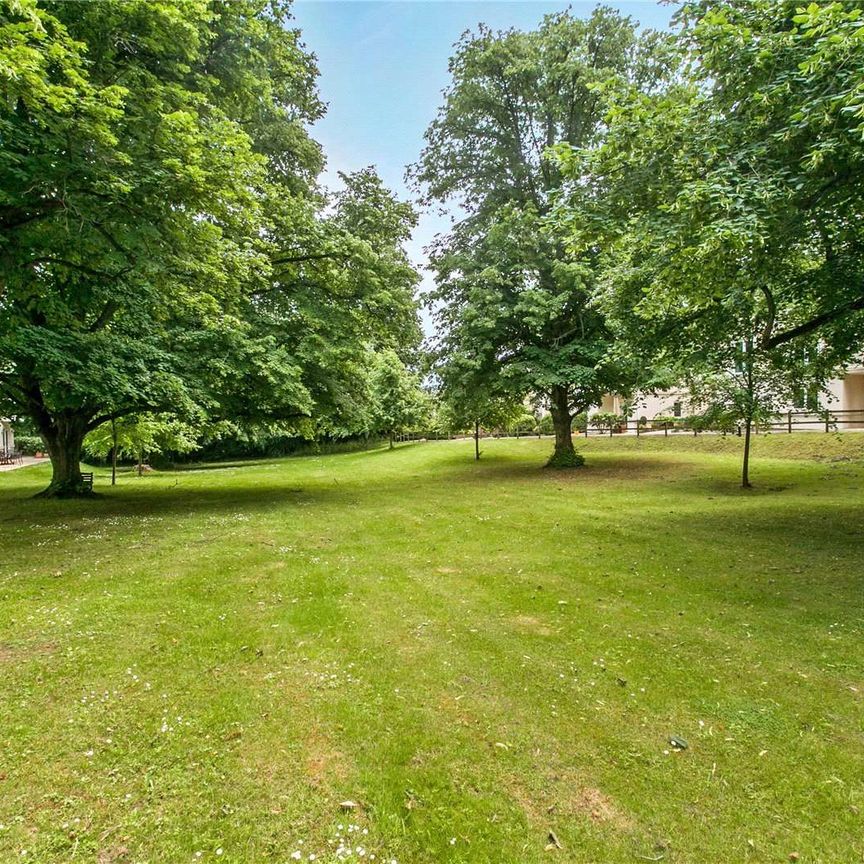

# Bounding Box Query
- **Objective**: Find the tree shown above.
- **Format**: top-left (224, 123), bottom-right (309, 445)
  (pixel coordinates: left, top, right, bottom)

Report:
top-left (254, 167), bottom-right (422, 442)
top-left (0, 0), bottom-right (310, 495)
top-left (368, 349), bottom-right (427, 449)
top-left (0, 1), bottom-right (421, 496)
top-left (556, 0), bottom-right (864, 486)
top-left (412, 8), bottom-right (666, 468)
top-left (441, 390), bottom-right (524, 461)
top-left (84, 414), bottom-right (199, 475)
top-left (680, 340), bottom-right (816, 487)
top-left (433, 350), bottom-right (534, 460)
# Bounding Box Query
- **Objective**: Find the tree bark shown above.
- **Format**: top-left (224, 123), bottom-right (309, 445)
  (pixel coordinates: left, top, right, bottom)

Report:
top-left (742, 338), bottom-right (754, 489)
top-left (388, 432), bottom-right (394, 450)
top-left (474, 420), bottom-right (480, 461)
top-left (34, 414), bottom-right (90, 498)
top-left (547, 386), bottom-right (582, 468)
top-left (111, 419), bottom-right (117, 486)
top-left (551, 408), bottom-right (574, 457)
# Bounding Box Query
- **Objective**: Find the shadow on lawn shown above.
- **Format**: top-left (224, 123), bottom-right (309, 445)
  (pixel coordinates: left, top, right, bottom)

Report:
top-left (0, 478), bottom-right (348, 524)
top-left (0, 460), bottom-right (687, 536)
top-left (2, 443), bottom-right (861, 531)
top-left (2, 449), bottom-right (862, 620)
top-left (167, 441), bottom-right (407, 473)
top-left (461, 452), bottom-right (711, 488)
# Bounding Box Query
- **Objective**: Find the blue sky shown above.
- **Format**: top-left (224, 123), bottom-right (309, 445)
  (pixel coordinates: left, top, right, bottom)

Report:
top-left (292, 1), bottom-right (675, 332)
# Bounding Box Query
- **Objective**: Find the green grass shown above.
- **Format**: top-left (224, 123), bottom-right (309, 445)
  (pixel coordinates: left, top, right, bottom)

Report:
top-left (1, 435), bottom-right (863, 863)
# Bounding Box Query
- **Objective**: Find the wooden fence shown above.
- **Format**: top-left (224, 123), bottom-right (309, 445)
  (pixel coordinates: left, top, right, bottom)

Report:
top-left (585, 409), bottom-right (864, 437)
top-left (394, 409), bottom-right (864, 443)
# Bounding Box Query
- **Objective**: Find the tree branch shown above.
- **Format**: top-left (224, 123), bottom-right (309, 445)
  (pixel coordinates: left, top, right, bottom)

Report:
top-left (757, 284), bottom-right (776, 350)
top-left (85, 404), bottom-right (174, 432)
top-left (766, 293), bottom-right (864, 349)
top-left (0, 200), bottom-right (65, 231)
top-left (93, 222), bottom-right (136, 262)
top-left (272, 252), bottom-right (342, 266)
top-left (89, 300), bottom-right (120, 332)
top-left (0, 376), bottom-right (28, 405)
top-left (28, 257), bottom-right (125, 280)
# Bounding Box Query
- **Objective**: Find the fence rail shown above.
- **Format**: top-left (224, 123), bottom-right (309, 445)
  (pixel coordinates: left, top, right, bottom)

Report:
top-left (585, 408), bottom-right (864, 437)
top-left (393, 409), bottom-right (864, 443)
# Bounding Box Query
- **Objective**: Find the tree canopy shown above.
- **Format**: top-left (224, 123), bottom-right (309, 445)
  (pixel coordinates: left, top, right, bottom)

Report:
top-left (0, 0), bottom-right (420, 495)
top-left (413, 8), bottom-right (666, 467)
top-left (368, 349), bottom-right (428, 448)
top-left (553, 0), bottom-right (864, 484)
top-left (4, 0), bottom-right (863, 495)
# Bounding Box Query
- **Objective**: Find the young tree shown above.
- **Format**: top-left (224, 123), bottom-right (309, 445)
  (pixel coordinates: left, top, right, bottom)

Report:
top-left (679, 339), bottom-right (818, 487)
top-left (84, 415), bottom-right (199, 475)
top-left (412, 9), bottom-right (665, 468)
top-left (437, 385), bottom-right (525, 461)
top-left (369, 350), bottom-right (427, 449)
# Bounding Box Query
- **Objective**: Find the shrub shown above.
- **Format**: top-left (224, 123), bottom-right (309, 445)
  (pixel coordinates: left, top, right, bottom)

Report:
top-left (13, 435), bottom-right (43, 455)
top-left (682, 415), bottom-right (707, 433)
top-left (590, 412), bottom-right (621, 433)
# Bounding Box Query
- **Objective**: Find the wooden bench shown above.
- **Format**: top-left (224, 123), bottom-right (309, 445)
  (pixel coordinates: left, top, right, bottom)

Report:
top-left (81, 472), bottom-right (94, 492)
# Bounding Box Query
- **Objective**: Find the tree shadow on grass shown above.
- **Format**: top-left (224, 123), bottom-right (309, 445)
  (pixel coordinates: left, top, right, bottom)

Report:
top-left (166, 441), bottom-right (411, 473)
top-left (2, 446), bottom-right (863, 628)
top-left (1, 444), bottom-right (861, 547)
top-left (0, 478), bottom-right (350, 526)
top-left (169, 459), bottom-right (289, 473)
top-left (459, 452), bottom-right (705, 487)
top-left (644, 503), bottom-right (864, 622)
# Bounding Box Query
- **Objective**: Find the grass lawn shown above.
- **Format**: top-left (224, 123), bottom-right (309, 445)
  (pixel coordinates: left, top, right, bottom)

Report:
top-left (1, 435), bottom-right (863, 863)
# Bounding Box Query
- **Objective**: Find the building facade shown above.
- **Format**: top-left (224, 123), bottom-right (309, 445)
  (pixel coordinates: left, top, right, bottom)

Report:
top-left (823, 363), bottom-right (864, 427)
top-left (1, 420), bottom-right (15, 453)
top-left (595, 364), bottom-right (864, 430)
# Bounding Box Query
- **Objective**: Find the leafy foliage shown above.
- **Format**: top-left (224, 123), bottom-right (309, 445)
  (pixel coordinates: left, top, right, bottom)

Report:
top-left (413, 9), bottom-right (666, 467)
top-left (84, 416), bottom-right (200, 463)
top-left (368, 349), bottom-right (428, 446)
top-left (0, 0), bottom-right (420, 496)
top-left (555, 0), bottom-right (864, 485)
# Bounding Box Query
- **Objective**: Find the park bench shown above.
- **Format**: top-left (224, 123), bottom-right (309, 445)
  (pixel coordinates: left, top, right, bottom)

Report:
top-left (81, 471), bottom-right (94, 492)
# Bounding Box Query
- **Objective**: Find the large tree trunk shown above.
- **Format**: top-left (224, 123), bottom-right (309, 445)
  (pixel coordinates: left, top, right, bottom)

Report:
top-left (547, 387), bottom-right (584, 468)
top-left (474, 420), bottom-right (480, 461)
top-left (35, 414), bottom-right (91, 498)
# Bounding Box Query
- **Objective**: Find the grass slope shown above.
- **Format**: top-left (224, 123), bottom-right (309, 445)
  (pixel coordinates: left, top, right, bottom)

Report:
top-left (1, 436), bottom-right (862, 863)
